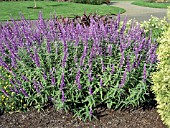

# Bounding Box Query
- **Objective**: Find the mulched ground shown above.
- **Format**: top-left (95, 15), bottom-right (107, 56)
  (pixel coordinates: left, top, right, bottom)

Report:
top-left (0, 105), bottom-right (167, 128)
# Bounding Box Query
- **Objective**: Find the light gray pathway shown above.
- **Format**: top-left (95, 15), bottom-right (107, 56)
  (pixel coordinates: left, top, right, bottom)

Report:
top-left (110, 1), bottom-right (168, 22)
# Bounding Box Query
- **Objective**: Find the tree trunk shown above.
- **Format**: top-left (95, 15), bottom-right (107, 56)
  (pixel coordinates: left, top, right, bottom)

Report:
top-left (34, 0), bottom-right (37, 8)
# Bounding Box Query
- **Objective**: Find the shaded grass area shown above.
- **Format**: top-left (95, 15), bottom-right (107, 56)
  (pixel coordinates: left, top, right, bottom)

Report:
top-left (132, 1), bottom-right (170, 8)
top-left (113, 0), bottom-right (141, 1)
top-left (0, 1), bottom-right (125, 21)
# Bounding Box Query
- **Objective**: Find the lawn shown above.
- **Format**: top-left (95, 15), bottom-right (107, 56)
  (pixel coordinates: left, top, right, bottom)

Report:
top-left (0, 1), bottom-right (125, 21)
top-left (132, 1), bottom-right (170, 8)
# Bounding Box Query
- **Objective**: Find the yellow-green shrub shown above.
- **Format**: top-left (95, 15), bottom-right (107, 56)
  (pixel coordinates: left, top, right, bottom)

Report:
top-left (152, 8), bottom-right (170, 128)
top-left (140, 16), bottom-right (169, 42)
top-left (0, 66), bottom-right (16, 112)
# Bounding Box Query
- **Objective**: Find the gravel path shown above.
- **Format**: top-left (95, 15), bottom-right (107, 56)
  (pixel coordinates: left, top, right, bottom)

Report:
top-left (109, 1), bottom-right (168, 22)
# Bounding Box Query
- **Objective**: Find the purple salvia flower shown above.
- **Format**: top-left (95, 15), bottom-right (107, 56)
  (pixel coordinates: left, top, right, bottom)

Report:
top-left (89, 87), bottom-right (93, 95)
top-left (150, 54), bottom-right (156, 64)
top-left (119, 51), bottom-right (124, 68)
top-left (80, 56), bottom-right (85, 67)
top-left (74, 55), bottom-right (78, 67)
top-left (20, 87), bottom-right (29, 97)
top-left (143, 63), bottom-right (147, 82)
top-left (34, 47), bottom-right (40, 68)
top-left (84, 65), bottom-right (87, 70)
top-left (60, 72), bottom-right (65, 90)
top-left (62, 90), bottom-right (65, 103)
top-left (100, 78), bottom-right (103, 87)
top-left (1, 88), bottom-right (10, 97)
top-left (75, 69), bottom-right (81, 90)
top-left (119, 70), bottom-right (127, 88)
top-left (89, 108), bottom-right (93, 116)
top-left (15, 79), bottom-right (21, 86)
top-left (46, 41), bottom-right (51, 53)
top-left (10, 55), bottom-right (17, 68)
top-left (80, 45), bottom-right (88, 66)
top-left (14, 85), bottom-right (19, 94)
top-left (88, 73), bottom-right (93, 82)
top-left (21, 75), bottom-right (29, 82)
top-left (101, 59), bottom-right (106, 72)
top-left (75, 69), bottom-right (80, 83)
top-left (120, 16), bottom-right (127, 34)
top-left (51, 75), bottom-right (56, 86)
top-left (132, 61), bottom-right (136, 69)
top-left (126, 56), bottom-right (131, 72)
top-left (136, 55), bottom-right (142, 68)
top-left (43, 71), bottom-right (47, 80)
top-left (38, 82), bottom-right (44, 89)
top-left (9, 86), bottom-right (16, 94)
top-left (62, 53), bottom-right (68, 68)
top-left (107, 44), bottom-right (112, 56)
top-left (77, 80), bottom-right (81, 90)
top-left (135, 52), bottom-right (139, 61)
top-left (33, 81), bottom-right (40, 93)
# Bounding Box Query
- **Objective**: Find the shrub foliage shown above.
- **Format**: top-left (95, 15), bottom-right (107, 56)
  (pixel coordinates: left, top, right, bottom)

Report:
top-left (152, 9), bottom-right (170, 128)
top-left (0, 13), bottom-right (158, 120)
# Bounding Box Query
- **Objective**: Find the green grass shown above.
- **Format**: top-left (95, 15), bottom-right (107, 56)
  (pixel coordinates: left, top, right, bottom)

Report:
top-left (0, 1), bottom-right (125, 21)
top-left (132, 1), bottom-right (170, 8)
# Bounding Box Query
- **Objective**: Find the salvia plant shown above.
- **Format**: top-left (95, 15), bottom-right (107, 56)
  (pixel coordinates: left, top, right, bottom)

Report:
top-left (0, 13), bottom-right (158, 121)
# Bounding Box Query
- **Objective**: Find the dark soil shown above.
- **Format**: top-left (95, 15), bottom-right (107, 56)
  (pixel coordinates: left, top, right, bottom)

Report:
top-left (0, 105), bottom-right (167, 128)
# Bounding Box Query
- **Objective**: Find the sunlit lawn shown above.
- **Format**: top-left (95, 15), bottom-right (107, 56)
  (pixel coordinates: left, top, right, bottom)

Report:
top-left (0, 1), bottom-right (125, 21)
top-left (132, 1), bottom-right (170, 8)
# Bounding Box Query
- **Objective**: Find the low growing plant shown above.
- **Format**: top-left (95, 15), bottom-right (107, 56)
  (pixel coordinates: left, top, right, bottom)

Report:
top-left (152, 8), bottom-right (170, 128)
top-left (0, 13), bottom-right (158, 121)
top-left (140, 16), bottom-right (169, 42)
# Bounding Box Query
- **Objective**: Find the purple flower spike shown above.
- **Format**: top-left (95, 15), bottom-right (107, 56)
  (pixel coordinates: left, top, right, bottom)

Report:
top-left (89, 87), bottom-right (93, 95)
top-left (101, 59), bottom-right (106, 72)
top-left (143, 63), bottom-right (147, 82)
top-left (43, 71), bottom-right (47, 80)
top-left (20, 88), bottom-right (29, 98)
top-left (33, 81), bottom-right (40, 93)
top-left (38, 82), bottom-right (44, 89)
top-left (1, 88), bottom-right (10, 97)
top-left (14, 85), bottom-right (19, 94)
top-left (89, 108), bottom-right (93, 116)
top-left (119, 70), bottom-right (127, 88)
top-left (107, 44), bottom-right (112, 56)
top-left (100, 78), bottom-right (103, 87)
top-left (22, 75), bottom-right (29, 82)
top-left (88, 73), bottom-right (93, 82)
top-left (75, 69), bottom-right (80, 83)
top-left (46, 41), bottom-right (51, 53)
top-left (62, 90), bottom-right (65, 103)
top-left (60, 72), bottom-right (65, 90)
top-left (126, 56), bottom-right (131, 72)
top-left (34, 47), bottom-right (40, 68)
top-left (119, 52), bottom-right (124, 68)
top-left (75, 69), bottom-right (81, 90)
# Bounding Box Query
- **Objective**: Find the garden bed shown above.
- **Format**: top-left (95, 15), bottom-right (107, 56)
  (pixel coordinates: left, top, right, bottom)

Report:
top-left (0, 106), bottom-right (167, 128)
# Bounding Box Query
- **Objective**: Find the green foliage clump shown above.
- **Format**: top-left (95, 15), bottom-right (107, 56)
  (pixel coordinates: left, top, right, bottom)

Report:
top-left (151, 21), bottom-right (170, 128)
top-left (140, 16), bottom-right (169, 42)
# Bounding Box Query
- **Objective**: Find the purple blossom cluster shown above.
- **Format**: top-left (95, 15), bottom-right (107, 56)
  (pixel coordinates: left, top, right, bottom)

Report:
top-left (0, 13), bottom-right (158, 101)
